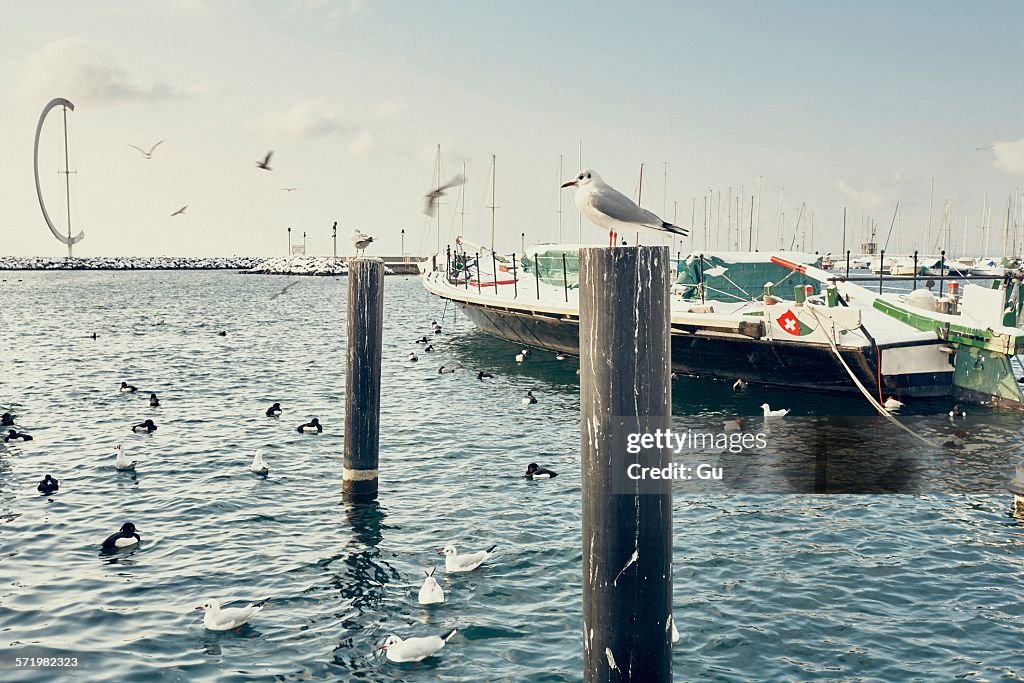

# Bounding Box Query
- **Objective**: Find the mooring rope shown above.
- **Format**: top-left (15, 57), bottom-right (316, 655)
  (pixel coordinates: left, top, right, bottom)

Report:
top-left (806, 305), bottom-right (945, 450)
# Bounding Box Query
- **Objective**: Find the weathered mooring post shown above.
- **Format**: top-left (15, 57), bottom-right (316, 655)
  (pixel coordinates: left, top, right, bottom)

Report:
top-left (343, 258), bottom-right (384, 501)
top-left (579, 246), bottom-right (673, 682)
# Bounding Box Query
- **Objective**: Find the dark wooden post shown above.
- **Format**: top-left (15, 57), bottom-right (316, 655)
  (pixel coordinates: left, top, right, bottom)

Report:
top-left (343, 258), bottom-right (384, 501)
top-left (579, 246), bottom-right (673, 682)
top-left (913, 250), bottom-right (918, 289)
top-left (879, 250), bottom-right (885, 294)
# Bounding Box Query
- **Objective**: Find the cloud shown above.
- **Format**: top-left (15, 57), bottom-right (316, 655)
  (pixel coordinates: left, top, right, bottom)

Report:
top-left (348, 130), bottom-right (374, 156)
top-left (19, 37), bottom-right (179, 103)
top-left (835, 178), bottom-right (885, 209)
top-left (993, 139), bottom-right (1024, 175)
top-left (374, 98), bottom-right (408, 119)
top-left (250, 102), bottom-right (354, 139)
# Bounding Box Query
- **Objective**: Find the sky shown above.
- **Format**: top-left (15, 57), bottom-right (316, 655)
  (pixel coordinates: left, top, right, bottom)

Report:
top-left (2, 0), bottom-right (1024, 258)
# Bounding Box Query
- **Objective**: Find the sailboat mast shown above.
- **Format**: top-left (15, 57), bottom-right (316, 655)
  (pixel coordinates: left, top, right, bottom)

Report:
top-left (577, 140), bottom-right (582, 241)
top-left (459, 161), bottom-right (467, 236)
top-left (557, 155), bottom-right (563, 243)
top-left (62, 104), bottom-right (72, 258)
top-left (489, 154), bottom-right (496, 252)
top-left (434, 144), bottom-right (442, 252)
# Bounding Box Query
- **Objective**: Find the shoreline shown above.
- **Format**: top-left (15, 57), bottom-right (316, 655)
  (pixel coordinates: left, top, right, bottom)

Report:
top-left (0, 255), bottom-right (420, 275)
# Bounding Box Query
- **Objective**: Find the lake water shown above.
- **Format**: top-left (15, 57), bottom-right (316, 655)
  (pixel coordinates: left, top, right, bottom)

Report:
top-left (1, 270), bottom-right (1023, 681)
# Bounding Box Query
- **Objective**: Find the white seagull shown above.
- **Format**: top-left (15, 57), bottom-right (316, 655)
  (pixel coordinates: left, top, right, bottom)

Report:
top-left (250, 449), bottom-right (269, 476)
top-left (195, 598), bottom-right (268, 631)
top-left (883, 396), bottom-right (904, 411)
top-left (417, 567), bottom-right (445, 605)
top-left (127, 140), bottom-right (164, 159)
top-left (760, 403), bottom-right (790, 417)
top-left (561, 169), bottom-right (689, 247)
top-left (351, 229), bottom-right (374, 255)
top-left (114, 444), bottom-right (137, 471)
top-left (378, 628), bottom-right (457, 663)
top-left (438, 544), bottom-right (496, 572)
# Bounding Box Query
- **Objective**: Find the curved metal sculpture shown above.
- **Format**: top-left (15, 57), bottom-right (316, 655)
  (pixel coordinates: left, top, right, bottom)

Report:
top-left (34, 98), bottom-right (84, 256)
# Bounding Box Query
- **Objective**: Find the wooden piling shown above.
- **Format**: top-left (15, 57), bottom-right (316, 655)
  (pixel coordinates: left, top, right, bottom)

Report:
top-left (343, 258), bottom-right (384, 501)
top-left (579, 246), bottom-right (673, 682)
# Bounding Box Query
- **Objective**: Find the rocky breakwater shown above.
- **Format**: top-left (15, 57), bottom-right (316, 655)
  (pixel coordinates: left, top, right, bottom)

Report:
top-left (0, 256), bottom-right (262, 270)
top-left (245, 256), bottom-right (395, 276)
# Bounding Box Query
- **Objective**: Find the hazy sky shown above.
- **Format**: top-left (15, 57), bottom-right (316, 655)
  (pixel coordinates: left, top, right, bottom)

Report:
top-left (3, 1), bottom-right (1024, 258)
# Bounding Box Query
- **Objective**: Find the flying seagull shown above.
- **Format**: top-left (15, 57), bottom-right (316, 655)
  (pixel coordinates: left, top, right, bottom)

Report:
top-left (127, 140), bottom-right (164, 159)
top-left (561, 169), bottom-right (689, 246)
top-left (281, 187), bottom-right (297, 192)
top-left (423, 173), bottom-right (466, 217)
top-left (170, 205), bottom-right (188, 217)
top-left (975, 145), bottom-right (994, 151)
top-left (256, 151), bottom-right (273, 170)
top-left (270, 280), bottom-right (300, 300)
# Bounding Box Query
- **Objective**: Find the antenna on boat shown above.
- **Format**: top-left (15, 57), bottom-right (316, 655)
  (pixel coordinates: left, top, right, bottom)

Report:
top-left (754, 175), bottom-right (762, 251)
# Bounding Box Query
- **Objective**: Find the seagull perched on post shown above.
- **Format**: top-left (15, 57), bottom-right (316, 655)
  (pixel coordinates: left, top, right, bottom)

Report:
top-left (561, 169), bottom-right (689, 246)
top-left (423, 173), bottom-right (466, 217)
top-left (127, 140), bottom-right (164, 159)
top-left (256, 151), bottom-right (273, 170)
top-left (351, 229), bottom-right (374, 255)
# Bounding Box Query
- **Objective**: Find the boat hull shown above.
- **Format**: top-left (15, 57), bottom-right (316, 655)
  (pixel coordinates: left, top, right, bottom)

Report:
top-left (451, 299), bottom-right (952, 397)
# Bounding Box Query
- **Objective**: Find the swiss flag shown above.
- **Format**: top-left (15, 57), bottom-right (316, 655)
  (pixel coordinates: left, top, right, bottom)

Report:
top-left (777, 309), bottom-right (801, 335)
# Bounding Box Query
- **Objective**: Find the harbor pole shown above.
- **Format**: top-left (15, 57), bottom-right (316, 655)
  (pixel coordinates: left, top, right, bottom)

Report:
top-left (846, 250), bottom-right (851, 279)
top-left (512, 254), bottom-right (518, 299)
top-left (698, 253), bottom-right (705, 304)
top-left (535, 253), bottom-right (541, 300)
top-left (492, 252), bottom-right (499, 293)
top-left (343, 258), bottom-right (384, 502)
top-left (913, 251), bottom-right (918, 290)
top-left (579, 246), bottom-right (673, 683)
top-left (939, 250), bottom-right (946, 296)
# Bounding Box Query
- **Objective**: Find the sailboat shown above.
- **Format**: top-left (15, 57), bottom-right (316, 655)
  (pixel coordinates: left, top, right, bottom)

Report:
top-left (33, 98), bottom-right (85, 257)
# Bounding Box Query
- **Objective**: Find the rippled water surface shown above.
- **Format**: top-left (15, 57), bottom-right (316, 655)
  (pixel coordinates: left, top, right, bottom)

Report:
top-left (2, 271), bottom-right (1024, 681)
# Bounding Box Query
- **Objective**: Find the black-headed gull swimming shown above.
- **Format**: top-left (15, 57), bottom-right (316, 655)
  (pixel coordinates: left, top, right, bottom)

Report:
top-left (196, 598), bottom-right (268, 631)
top-left (760, 403), bottom-right (789, 417)
top-left (114, 444), bottom-right (137, 471)
top-left (525, 463), bottom-right (557, 479)
top-left (561, 169), bottom-right (688, 246)
top-left (438, 544), bottom-right (496, 572)
top-left (378, 628), bottom-right (457, 662)
top-left (417, 567), bottom-right (444, 605)
top-left (351, 229), bottom-right (374, 255)
top-left (102, 522), bottom-right (140, 550)
top-left (883, 396), bottom-right (904, 410)
top-left (250, 449), bottom-right (269, 476)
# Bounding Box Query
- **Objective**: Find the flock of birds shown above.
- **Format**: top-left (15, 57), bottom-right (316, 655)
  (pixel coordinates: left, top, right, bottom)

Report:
top-left (8, 371), bottom-right (340, 633)
top-left (7, 317), bottom-right (565, 662)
